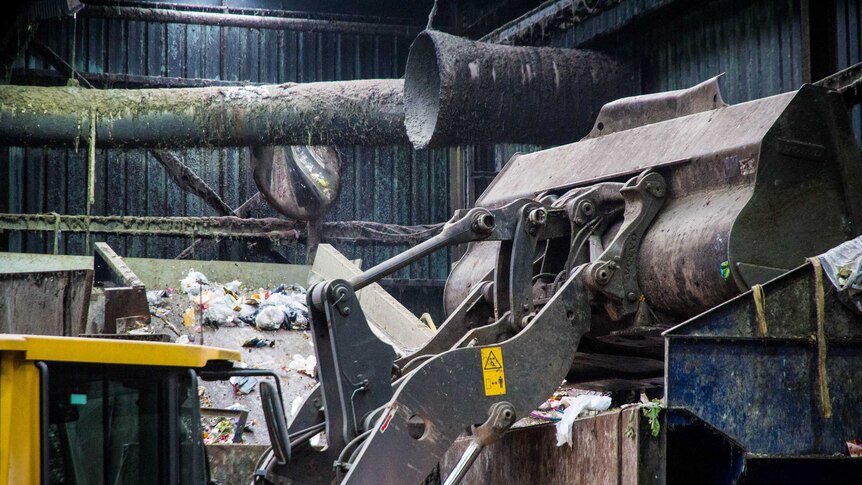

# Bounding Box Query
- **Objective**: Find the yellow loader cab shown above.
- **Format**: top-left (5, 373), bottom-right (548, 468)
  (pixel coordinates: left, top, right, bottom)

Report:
top-left (0, 335), bottom-right (241, 485)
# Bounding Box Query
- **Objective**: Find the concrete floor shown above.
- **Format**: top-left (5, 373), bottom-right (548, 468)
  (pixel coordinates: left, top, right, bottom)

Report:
top-left (199, 325), bottom-right (317, 445)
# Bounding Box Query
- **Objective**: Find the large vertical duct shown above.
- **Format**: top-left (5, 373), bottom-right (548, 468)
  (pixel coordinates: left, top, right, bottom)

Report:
top-left (403, 30), bottom-right (639, 149)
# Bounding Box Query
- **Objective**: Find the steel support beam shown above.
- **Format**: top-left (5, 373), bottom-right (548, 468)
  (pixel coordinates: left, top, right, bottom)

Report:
top-left (9, 67), bottom-right (257, 89)
top-left (0, 213), bottom-right (443, 245)
top-left (81, 5), bottom-right (420, 37)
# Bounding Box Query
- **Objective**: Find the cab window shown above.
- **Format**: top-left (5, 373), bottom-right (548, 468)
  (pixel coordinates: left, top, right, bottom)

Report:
top-left (43, 363), bottom-right (207, 485)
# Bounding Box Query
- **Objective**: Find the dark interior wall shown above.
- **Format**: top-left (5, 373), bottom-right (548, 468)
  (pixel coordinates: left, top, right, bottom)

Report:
top-left (548, 0), bottom-right (805, 105)
top-left (837, 0), bottom-right (862, 141)
top-left (2, 1), bottom-right (452, 319)
top-left (3, 4), bottom-right (451, 278)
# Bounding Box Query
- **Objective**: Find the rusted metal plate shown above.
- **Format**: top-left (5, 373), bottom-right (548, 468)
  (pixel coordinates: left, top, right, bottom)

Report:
top-left (584, 75), bottom-right (727, 139)
top-left (477, 91), bottom-right (794, 208)
top-left (207, 444), bottom-right (270, 485)
top-left (0, 269), bottom-right (93, 336)
top-left (665, 262), bottom-right (862, 457)
top-left (439, 408), bottom-right (664, 484)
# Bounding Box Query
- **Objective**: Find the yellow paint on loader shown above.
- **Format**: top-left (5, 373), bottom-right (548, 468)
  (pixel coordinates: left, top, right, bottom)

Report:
top-left (0, 335), bottom-right (240, 484)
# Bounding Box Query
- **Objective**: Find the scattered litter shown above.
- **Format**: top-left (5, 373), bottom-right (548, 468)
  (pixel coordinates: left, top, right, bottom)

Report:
top-left (182, 307), bottom-right (196, 328)
top-left (288, 354), bottom-right (317, 378)
top-left (203, 416), bottom-right (236, 445)
top-left (242, 337), bottom-right (276, 348)
top-left (146, 288), bottom-right (172, 306)
top-left (206, 300), bottom-right (237, 326)
top-left (175, 335), bottom-right (190, 345)
top-left (555, 394), bottom-right (612, 448)
top-left (530, 396), bottom-right (564, 422)
top-left (256, 306), bottom-right (285, 330)
top-left (230, 376), bottom-right (259, 395)
top-left (237, 304), bottom-right (258, 325)
top-left (198, 386), bottom-right (212, 407)
top-left (225, 280), bottom-right (243, 293)
top-left (181, 270), bottom-right (210, 295)
top-left (142, 269), bottom-right (311, 339)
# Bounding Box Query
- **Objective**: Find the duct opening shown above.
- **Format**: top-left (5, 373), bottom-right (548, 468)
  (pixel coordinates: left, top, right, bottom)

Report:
top-left (404, 31), bottom-right (441, 150)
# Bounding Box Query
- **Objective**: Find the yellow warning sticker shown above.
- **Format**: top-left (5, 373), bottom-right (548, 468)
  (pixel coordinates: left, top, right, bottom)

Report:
top-left (481, 346), bottom-right (506, 396)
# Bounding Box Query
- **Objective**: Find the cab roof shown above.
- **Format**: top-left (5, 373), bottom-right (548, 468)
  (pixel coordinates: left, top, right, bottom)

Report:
top-left (0, 334), bottom-right (241, 368)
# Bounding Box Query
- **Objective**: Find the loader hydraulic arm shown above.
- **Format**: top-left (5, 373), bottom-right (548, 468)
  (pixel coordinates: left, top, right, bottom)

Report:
top-left (259, 172), bottom-right (665, 485)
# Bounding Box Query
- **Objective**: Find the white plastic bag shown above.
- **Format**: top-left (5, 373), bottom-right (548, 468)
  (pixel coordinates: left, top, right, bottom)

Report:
top-left (555, 394), bottom-right (612, 448)
top-left (288, 354), bottom-right (317, 378)
top-left (180, 270), bottom-right (210, 295)
top-left (255, 306), bottom-right (285, 331)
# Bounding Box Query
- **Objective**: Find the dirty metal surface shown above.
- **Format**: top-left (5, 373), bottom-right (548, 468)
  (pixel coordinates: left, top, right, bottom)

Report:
top-left (0, 79), bottom-right (408, 148)
top-left (342, 269), bottom-right (591, 484)
top-left (0, 269), bottom-right (92, 336)
top-left (459, 85), bottom-right (862, 319)
top-left (0, 213), bottom-right (443, 245)
top-left (206, 444), bottom-right (270, 485)
top-left (251, 146), bottom-right (342, 221)
top-left (476, 91), bottom-right (794, 208)
top-left (665, 262), bottom-right (862, 456)
top-left (728, 85), bottom-right (862, 290)
top-left (443, 241), bottom-right (498, 316)
top-left (584, 75), bottom-right (728, 139)
top-left (638, 185), bottom-right (752, 316)
top-left (439, 407), bottom-right (664, 484)
top-left (93, 242), bottom-right (150, 334)
top-left (403, 30), bottom-right (638, 149)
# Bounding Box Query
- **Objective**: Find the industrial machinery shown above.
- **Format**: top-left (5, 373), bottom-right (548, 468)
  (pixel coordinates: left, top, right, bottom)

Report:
top-left (0, 334), bottom-right (300, 485)
top-left (5, 25), bottom-right (862, 484)
top-left (0, 335), bottom-right (233, 483)
top-left (253, 73), bottom-right (862, 483)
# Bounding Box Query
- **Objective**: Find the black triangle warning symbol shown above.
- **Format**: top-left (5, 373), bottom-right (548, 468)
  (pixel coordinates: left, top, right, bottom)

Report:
top-left (484, 350), bottom-right (503, 370)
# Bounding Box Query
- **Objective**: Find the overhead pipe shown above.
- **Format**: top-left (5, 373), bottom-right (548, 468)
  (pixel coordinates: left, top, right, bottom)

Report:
top-left (0, 79), bottom-right (407, 148)
top-left (403, 30), bottom-right (639, 149)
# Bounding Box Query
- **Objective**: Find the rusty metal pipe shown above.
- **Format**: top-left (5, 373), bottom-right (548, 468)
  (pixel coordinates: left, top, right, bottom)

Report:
top-left (403, 30), bottom-right (638, 149)
top-left (0, 79), bottom-right (406, 148)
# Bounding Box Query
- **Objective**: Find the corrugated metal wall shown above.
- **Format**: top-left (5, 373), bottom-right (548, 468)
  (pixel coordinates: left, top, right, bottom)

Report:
top-left (550, 0), bottom-right (804, 104)
top-left (3, 9), bottom-right (452, 286)
top-left (838, 0), bottom-right (862, 141)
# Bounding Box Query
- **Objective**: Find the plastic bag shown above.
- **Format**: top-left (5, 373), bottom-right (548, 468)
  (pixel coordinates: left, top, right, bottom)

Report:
top-left (285, 305), bottom-right (310, 330)
top-left (205, 301), bottom-right (236, 326)
top-left (255, 306), bottom-right (285, 331)
top-left (180, 270), bottom-right (210, 295)
top-left (555, 394), bottom-right (612, 447)
top-left (819, 235), bottom-right (862, 314)
top-left (819, 236), bottom-right (862, 290)
top-left (224, 280), bottom-right (243, 293)
top-left (262, 292), bottom-right (293, 307)
top-left (237, 304), bottom-right (259, 325)
top-left (288, 354), bottom-right (317, 378)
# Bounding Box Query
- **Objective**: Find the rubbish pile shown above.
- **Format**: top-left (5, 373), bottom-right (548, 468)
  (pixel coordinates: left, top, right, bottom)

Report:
top-left (146, 269), bottom-right (310, 340)
top-left (819, 235), bottom-right (862, 314)
top-left (203, 415), bottom-right (238, 445)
